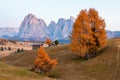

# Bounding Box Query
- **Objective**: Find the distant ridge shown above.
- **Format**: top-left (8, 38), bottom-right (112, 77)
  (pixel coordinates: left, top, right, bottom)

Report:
top-left (106, 30), bottom-right (120, 39)
top-left (0, 27), bottom-right (18, 39)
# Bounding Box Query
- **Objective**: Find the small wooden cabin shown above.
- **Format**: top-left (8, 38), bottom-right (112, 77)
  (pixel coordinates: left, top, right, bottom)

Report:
top-left (32, 43), bottom-right (43, 50)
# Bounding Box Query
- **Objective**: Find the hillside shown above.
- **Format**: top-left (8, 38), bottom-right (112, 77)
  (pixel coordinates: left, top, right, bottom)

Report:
top-left (1, 39), bottom-right (120, 80)
top-left (0, 62), bottom-right (55, 80)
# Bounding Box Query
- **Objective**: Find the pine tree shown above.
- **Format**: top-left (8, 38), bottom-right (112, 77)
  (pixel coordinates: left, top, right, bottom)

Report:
top-left (70, 8), bottom-right (106, 59)
top-left (32, 46), bottom-right (57, 74)
top-left (55, 40), bottom-right (59, 46)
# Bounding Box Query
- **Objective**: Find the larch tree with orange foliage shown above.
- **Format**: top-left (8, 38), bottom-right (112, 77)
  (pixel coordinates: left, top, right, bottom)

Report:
top-left (32, 46), bottom-right (57, 74)
top-left (88, 8), bottom-right (106, 54)
top-left (70, 8), bottom-right (106, 59)
top-left (45, 38), bottom-right (52, 47)
top-left (71, 9), bottom-right (91, 57)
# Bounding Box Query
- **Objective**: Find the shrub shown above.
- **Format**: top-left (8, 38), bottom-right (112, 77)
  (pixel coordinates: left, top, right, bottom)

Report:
top-left (55, 40), bottom-right (59, 46)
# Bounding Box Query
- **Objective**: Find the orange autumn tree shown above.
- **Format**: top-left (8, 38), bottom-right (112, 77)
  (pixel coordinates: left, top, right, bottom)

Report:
top-left (70, 8), bottom-right (106, 59)
top-left (70, 9), bottom-right (91, 57)
top-left (88, 8), bottom-right (106, 50)
top-left (45, 38), bottom-right (52, 46)
top-left (32, 46), bottom-right (57, 74)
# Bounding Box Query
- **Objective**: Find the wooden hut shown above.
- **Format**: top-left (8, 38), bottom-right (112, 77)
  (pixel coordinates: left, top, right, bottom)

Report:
top-left (32, 43), bottom-right (43, 50)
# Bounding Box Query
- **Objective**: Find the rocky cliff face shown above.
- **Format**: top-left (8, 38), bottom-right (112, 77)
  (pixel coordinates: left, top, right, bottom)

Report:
top-left (44, 16), bottom-right (75, 40)
top-left (17, 14), bottom-right (48, 41)
top-left (17, 14), bottom-right (75, 41)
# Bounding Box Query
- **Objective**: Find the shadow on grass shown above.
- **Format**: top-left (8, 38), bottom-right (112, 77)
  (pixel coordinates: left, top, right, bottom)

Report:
top-left (71, 45), bottom-right (111, 63)
top-left (47, 72), bottom-right (62, 78)
top-left (71, 56), bottom-right (85, 63)
top-left (96, 46), bottom-right (110, 56)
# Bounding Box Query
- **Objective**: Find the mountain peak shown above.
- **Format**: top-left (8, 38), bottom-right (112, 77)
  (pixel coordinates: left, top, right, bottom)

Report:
top-left (58, 18), bottom-right (65, 21)
top-left (26, 13), bottom-right (34, 18)
top-left (24, 14), bottom-right (40, 24)
top-left (49, 21), bottom-right (56, 25)
top-left (24, 13), bottom-right (37, 21)
top-left (57, 18), bottom-right (66, 25)
top-left (70, 16), bottom-right (75, 22)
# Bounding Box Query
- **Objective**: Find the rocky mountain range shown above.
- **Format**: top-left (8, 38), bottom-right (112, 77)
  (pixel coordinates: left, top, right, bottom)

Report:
top-left (17, 14), bottom-right (75, 41)
top-left (0, 14), bottom-right (120, 41)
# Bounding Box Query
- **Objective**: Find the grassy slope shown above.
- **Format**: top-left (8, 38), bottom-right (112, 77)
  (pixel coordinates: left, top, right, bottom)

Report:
top-left (1, 39), bottom-right (120, 80)
top-left (0, 62), bottom-right (55, 80)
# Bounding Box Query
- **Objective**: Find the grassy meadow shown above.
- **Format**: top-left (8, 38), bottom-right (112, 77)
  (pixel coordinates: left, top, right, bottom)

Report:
top-left (0, 39), bottom-right (120, 80)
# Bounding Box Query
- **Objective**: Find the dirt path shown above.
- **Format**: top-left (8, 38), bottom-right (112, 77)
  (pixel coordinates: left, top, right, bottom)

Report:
top-left (113, 44), bottom-right (120, 80)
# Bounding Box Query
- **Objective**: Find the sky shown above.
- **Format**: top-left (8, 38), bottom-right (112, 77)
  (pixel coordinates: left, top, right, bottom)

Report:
top-left (0, 0), bottom-right (120, 31)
